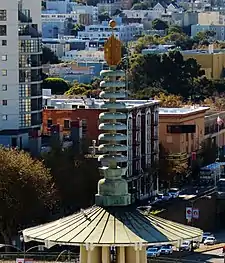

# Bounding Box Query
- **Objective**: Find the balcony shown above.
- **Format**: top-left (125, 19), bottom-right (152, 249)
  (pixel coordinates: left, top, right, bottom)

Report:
top-left (18, 10), bottom-right (32, 23)
top-left (19, 25), bottom-right (41, 38)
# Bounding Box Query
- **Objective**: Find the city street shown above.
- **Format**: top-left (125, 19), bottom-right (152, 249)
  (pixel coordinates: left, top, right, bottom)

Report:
top-left (185, 248), bottom-right (224, 262)
top-left (183, 231), bottom-right (225, 262)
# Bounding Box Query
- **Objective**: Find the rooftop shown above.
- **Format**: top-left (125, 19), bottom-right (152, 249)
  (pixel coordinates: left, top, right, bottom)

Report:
top-left (23, 205), bottom-right (202, 247)
top-left (43, 96), bottom-right (160, 110)
top-left (159, 106), bottom-right (209, 115)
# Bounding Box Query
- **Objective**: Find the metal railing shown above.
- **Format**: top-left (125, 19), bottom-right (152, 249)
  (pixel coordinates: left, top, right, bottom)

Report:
top-left (0, 252), bottom-right (80, 262)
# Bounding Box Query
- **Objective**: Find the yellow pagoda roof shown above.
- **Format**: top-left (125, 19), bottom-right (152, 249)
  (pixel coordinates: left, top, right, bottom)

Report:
top-left (23, 205), bottom-right (202, 248)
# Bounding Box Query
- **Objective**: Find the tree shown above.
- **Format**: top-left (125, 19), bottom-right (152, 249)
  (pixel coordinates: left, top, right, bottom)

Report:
top-left (200, 139), bottom-right (218, 166)
top-left (133, 35), bottom-right (159, 53)
top-left (132, 2), bottom-right (149, 9)
top-left (42, 141), bottom-right (100, 213)
top-left (42, 46), bottom-right (60, 64)
top-left (71, 24), bottom-right (85, 36)
top-left (158, 144), bottom-right (188, 188)
top-left (154, 92), bottom-right (183, 107)
top-left (42, 77), bottom-right (70, 95)
top-left (64, 81), bottom-right (101, 97)
top-left (0, 147), bottom-right (56, 244)
top-left (152, 19), bottom-right (168, 31)
top-left (168, 25), bottom-right (183, 34)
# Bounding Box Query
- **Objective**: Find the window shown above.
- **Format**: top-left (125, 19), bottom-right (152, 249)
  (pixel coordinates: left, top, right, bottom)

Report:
top-left (82, 119), bottom-right (87, 137)
top-left (1, 55), bottom-right (7, 61)
top-left (0, 10), bottom-right (7, 21)
top-left (2, 84), bottom-right (7, 91)
top-left (2, 69), bottom-right (7, 76)
top-left (64, 119), bottom-right (70, 129)
top-left (0, 25), bottom-right (7, 36)
top-left (167, 125), bottom-right (196, 134)
top-left (2, 40), bottom-right (7, 46)
top-left (19, 99), bottom-right (31, 112)
top-left (2, 115), bottom-right (7, 120)
top-left (47, 119), bottom-right (52, 128)
top-left (2, 100), bottom-right (7, 106)
top-left (20, 114), bottom-right (31, 127)
top-left (19, 84), bottom-right (31, 97)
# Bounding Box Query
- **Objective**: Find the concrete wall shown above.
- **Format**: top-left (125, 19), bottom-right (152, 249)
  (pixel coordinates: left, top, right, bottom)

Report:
top-left (183, 52), bottom-right (225, 79)
top-left (158, 194), bottom-right (217, 231)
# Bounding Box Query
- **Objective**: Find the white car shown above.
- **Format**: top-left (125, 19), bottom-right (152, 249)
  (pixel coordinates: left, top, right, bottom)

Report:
top-left (204, 236), bottom-right (216, 245)
top-left (160, 244), bottom-right (173, 255)
top-left (179, 241), bottom-right (191, 251)
top-left (202, 232), bottom-right (212, 242)
top-left (162, 193), bottom-right (172, 201)
top-left (168, 188), bottom-right (180, 198)
top-left (146, 247), bottom-right (161, 257)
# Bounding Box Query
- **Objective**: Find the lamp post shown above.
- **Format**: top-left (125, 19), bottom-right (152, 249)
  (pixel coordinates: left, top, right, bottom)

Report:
top-left (19, 235), bottom-right (25, 259)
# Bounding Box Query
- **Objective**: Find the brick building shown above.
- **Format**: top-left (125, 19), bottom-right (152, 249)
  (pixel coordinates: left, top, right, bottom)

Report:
top-left (43, 96), bottom-right (160, 200)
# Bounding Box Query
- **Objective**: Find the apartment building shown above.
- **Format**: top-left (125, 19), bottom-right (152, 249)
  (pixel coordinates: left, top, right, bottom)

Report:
top-left (42, 96), bottom-right (160, 200)
top-left (0, 0), bottom-right (42, 150)
top-left (77, 20), bottom-right (143, 42)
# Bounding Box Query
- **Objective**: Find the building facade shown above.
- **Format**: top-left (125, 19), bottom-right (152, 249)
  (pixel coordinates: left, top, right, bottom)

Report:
top-left (159, 107), bottom-right (209, 164)
top-left (0, 0), bottom-right (42, 150)
top-left (42, 97), bottom-right (159, 200)
top-left (77, 21), bottom-right (143, 42)
top-left (191, 24), bottom-right (225, 41)
top-left (182, 49), bottom-right (225, 79)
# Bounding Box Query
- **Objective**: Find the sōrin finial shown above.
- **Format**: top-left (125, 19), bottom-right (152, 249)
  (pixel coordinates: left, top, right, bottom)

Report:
top-left (104, 20), bottom-right (121, 66)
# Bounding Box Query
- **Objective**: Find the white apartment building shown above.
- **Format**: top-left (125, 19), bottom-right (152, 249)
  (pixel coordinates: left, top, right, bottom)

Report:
top-left (77, 22), bottom-right (143, 42)
top-left (46, 0), bottom-right (98, 23)
top-left (0, 0), bottom-right (42, 150)
top-left (62, 50), bottom-right (104, 62)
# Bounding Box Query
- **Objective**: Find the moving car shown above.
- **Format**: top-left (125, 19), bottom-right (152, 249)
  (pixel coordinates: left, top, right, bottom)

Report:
top-left (202, 232), bottom-right (212, 242)
top-left (168, 188), bottom-right (180, 198)
top-left (179, 241), bottom-right (191, 251)
top-left (146, 247), bottom-right (161, 257)
top-left (160, 244), bottom-right (173, 255)
top-left (204, 236), bottom-right (216, 245)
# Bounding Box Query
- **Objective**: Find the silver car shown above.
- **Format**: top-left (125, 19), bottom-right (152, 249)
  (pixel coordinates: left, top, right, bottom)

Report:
top-left (160, 244), bottom-right (173, 255)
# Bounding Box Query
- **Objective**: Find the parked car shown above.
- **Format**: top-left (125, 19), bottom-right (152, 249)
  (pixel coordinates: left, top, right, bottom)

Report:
top-left (179, 241), bottom-right (191, 251)
top-left (204, 236), bottom-right (216, 245)
top-left (168, 188), bottom-right (180, 198)
top-left (160, 244), bottom-right (173, 255)
top-left (193, 241), bottom-right (200, 249)
top-left (146, 247), bottom-right (161, 257)
top-left (202, 232), bottom-right (212, 243)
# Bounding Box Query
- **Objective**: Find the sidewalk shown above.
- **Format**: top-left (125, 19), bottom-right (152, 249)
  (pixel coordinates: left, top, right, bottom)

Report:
top-left (195, 243), bottom-right (225, 253)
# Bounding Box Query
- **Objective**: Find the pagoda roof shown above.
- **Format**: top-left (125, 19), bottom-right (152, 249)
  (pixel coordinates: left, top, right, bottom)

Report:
top-left (23, 205), bottom-right (202, 247)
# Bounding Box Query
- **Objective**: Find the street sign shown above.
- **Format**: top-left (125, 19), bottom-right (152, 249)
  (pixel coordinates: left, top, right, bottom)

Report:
top-left (186, 207), bottom-right (193, 220)
top-left (193, 208), bottom-right (199, 219)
